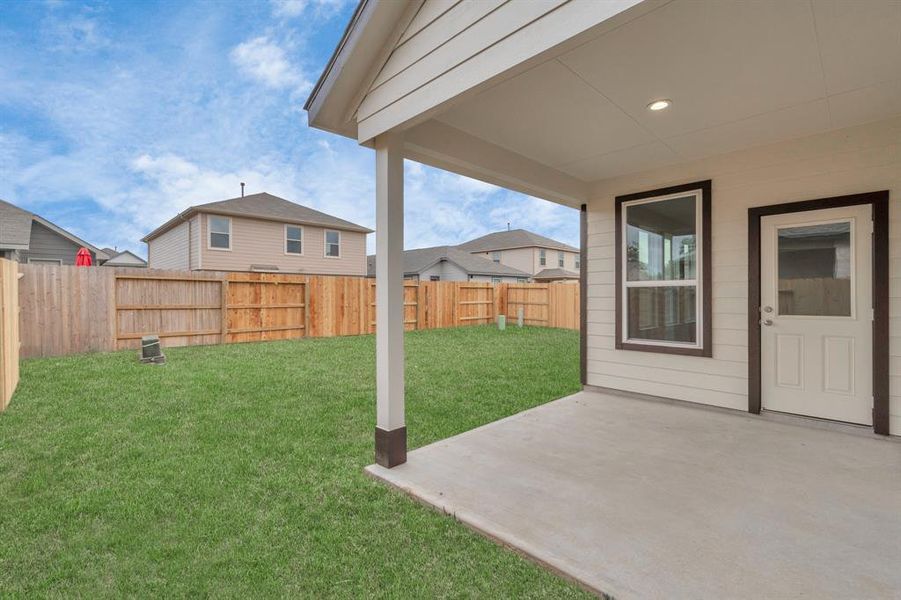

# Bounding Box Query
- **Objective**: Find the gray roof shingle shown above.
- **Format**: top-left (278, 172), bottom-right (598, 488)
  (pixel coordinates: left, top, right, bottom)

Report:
top-left (0, 199), bottom-right (34, 249)
top-left (457, 228), bottom-right (578, 253)
top-left (533, 268), bottom-right (579, 280)
top-left (368, 245), bottom-right (530, 278)
top-left (143, 192), bottom-right (372, 241)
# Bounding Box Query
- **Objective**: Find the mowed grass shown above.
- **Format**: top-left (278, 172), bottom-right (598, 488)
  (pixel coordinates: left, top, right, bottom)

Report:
top-left (0, 326), bottom-right (586, 598)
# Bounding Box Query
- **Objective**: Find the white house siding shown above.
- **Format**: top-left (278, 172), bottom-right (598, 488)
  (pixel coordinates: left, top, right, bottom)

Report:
top-left (418, 261), bottom-right (469, 281)
top-left (470, 247), bottom-right (531, 274)
top-left (357, 0), bottom-right (644, 142)
top-left (189, 214), bottom-right (201, 270)
top-left (585, 116), bottom-right (901, 435)
top-left (147, 220), bottom-right (190, 270)
top-left (198, 214), bottom-right (367, 276)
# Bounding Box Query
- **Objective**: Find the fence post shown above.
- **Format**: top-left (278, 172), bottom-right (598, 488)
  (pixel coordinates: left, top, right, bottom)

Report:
top-left (304, 279), bottom-right (311, 337)
top-left (220, 278), bottom-right (229, 344)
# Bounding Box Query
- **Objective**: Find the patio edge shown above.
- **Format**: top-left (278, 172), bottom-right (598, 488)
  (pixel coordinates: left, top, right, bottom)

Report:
top-left (364, 462), bottom-right (619, 599)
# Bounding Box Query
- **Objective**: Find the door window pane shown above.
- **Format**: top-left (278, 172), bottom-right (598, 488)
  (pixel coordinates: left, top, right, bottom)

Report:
top-left (626, 195), bottom-right (696, 281)
top-left (627, 286), bottom-right (697, 343)
top-left (777, 222), bottom-right (851, 316)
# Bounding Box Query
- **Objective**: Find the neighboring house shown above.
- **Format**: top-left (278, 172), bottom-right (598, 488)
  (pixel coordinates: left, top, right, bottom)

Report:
top-left (367, 245), bottom-right (529, 283)
top-left (306, 0), bottom-right (901, 483)
top-left (100, 248), bottom-right (147, 268)
top-left (457, 228), bottom-right (580, 277)
top-left (0, 199), bottom-right (109, 265)
top-left (142, 192), bottom-right (372, 275)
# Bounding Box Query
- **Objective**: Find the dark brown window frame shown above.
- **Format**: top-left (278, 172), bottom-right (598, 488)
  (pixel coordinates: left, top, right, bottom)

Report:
top-left (615, 180), bottom-right (713, 357)
top-left (748, 190), bottom-right (890, 435)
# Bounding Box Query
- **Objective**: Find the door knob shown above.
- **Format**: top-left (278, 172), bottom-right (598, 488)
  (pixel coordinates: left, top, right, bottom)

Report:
top-left (760, 318), bottom-right (774, 326)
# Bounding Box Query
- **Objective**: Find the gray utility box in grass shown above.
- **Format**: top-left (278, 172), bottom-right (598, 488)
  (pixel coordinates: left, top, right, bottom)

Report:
top-left (140, 335), bottom-right (166, 364)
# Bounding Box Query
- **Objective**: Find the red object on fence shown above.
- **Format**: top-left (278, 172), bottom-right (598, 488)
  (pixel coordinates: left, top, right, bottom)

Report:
top-left (75, 248), bottom-right (93, 267)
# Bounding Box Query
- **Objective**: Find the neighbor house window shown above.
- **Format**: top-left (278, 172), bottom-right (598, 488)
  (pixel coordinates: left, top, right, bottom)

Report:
top-left (324, 230), bottom-right (340, 257)
top-left (209, 216), bottom-right (231, 250)
top-left (539, 249), bottom-right (546, 266)
top-left (430, 275), bottom-right (440, 281)
top-left (615, 181), bottom-right (711, 356)
top-left (558, 251), bottom-right (565, 268)
top-left (491, 251), bottom-right (501, 263)
top-left (575, 255), bottom-right (581, 269)
top-left (491, 277), bottom-right (501, 284)
top-left (285, 225), bottom-right (303, 254)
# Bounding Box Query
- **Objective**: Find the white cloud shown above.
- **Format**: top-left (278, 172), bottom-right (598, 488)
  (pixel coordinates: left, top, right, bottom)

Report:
top-left (270, 0), bottom-right (351, 19)
top-left (230, 36), bottom-right (310, 92)
top-left (1, 0), bottom-right (579, 259)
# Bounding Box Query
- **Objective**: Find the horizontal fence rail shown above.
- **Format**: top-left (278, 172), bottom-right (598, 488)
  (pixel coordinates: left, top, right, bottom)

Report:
top-left (17, 265), bottom-right (579, 358)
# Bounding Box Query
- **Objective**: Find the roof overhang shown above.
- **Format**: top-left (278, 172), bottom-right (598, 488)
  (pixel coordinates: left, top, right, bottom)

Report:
top-left (305, 0), bottom-right (416, 139)
top-left (307, 0), bottom-right (901, 208)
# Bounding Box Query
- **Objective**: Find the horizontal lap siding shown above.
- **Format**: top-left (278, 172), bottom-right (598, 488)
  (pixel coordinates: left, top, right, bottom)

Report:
top-left (586, 116), bottom-right (901, 432)
top-left (199, 215), bottom-right (368, 276)
top-left (147, 221), bottom-right (190, 270)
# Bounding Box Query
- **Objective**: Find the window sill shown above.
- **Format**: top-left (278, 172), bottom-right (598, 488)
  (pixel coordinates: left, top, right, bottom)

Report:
top-left (615, 341), bottom-right (711, 357)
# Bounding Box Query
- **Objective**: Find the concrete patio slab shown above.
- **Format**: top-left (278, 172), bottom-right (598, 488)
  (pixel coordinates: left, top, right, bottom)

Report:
top-left (366, 390), bottom-right (901, 599)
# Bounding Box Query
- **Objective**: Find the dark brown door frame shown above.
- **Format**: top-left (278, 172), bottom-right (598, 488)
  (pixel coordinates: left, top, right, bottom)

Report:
top-left (747, 190), bottom-right (890, 435)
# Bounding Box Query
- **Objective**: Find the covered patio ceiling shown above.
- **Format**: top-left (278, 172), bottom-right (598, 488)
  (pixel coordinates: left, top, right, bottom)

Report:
top-left (396, 0), bottom-right (901, 207)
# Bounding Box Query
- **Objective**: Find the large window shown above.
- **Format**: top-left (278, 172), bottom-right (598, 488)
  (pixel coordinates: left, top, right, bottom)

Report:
top-left (491, 251), bottom-right (501, 263)
top-left (209, 216), bottom-right (231, 250)
top-left (325, 230), bottom-right (340, 258)
top-left (615, 181), bottom-right (711, 356)
top-left (539, 249), bottom-right (546, 266)
top-left (558, 251), bottom-right (565, 268)
top-left (285, 225), bottom-right (303, 255)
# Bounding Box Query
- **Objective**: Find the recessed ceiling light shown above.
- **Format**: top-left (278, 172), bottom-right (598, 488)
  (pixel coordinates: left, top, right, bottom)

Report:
top-left (647, 99), bottom-right (672, 111)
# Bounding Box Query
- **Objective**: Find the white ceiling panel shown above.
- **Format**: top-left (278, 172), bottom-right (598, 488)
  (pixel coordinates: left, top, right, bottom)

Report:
top-left (436, 60), bottom-right (655, 168)
top-left (557, 0), bottom-right (825, 139)
top-left (556, 141), bottom-right (680, 181)
top-left (828, 78), bottom-right (901, 130)
top-left (666, 99), bottom-right (831, 159)
top-left (811, 0), bottom-right (901, 95)
top-left (422, 0), bottom-right (901, 185)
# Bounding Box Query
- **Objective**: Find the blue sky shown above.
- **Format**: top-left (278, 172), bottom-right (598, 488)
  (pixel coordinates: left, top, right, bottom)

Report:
top-left (0, 0), bottom-right (578, 256)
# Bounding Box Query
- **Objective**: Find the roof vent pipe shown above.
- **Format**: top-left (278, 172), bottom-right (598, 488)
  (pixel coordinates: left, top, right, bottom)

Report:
top-left (240, 182), bottom-right (245, 197)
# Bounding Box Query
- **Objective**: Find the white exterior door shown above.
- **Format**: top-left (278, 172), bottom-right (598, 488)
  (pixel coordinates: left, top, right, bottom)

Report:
top-left (760, 204), bottom-right (872, 425)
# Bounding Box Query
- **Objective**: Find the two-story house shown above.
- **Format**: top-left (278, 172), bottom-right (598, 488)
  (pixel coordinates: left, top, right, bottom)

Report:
top-left (142, 193), bottom-right (371, 275)
top-left (457, 228), bottom-right (580, 283)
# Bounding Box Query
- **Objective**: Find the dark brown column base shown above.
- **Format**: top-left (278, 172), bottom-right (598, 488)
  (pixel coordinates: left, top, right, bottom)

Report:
top-left (375, 426), bottom-right (407, 468)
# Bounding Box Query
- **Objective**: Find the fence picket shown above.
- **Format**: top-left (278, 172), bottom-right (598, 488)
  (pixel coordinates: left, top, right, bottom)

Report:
top-left (16, 264), bottom-right (579, 358)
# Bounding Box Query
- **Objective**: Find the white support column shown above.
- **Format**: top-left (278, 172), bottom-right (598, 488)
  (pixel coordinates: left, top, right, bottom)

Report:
top-left (374, 131), bottom-right (406, 467)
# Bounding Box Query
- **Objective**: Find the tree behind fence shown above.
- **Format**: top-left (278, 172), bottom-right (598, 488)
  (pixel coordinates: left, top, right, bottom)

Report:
top-left (18, 264), bottom-right (579, 359)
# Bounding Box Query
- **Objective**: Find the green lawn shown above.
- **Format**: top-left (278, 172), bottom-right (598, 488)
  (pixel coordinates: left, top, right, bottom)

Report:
top-left (0, 326), bottom-right (586, 598)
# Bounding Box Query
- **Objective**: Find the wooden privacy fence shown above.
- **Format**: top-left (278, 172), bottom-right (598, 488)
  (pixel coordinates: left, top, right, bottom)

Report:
top-left (0, 259), bottom-right (21, 410)
top-left (18, 264), bottom-right (579, 358)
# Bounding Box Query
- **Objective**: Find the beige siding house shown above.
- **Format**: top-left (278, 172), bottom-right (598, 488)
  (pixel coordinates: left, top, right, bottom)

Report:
top-left (457, 228), bottom-right (580, 281)
top-left (143, 193), bottom-right (371, 275)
